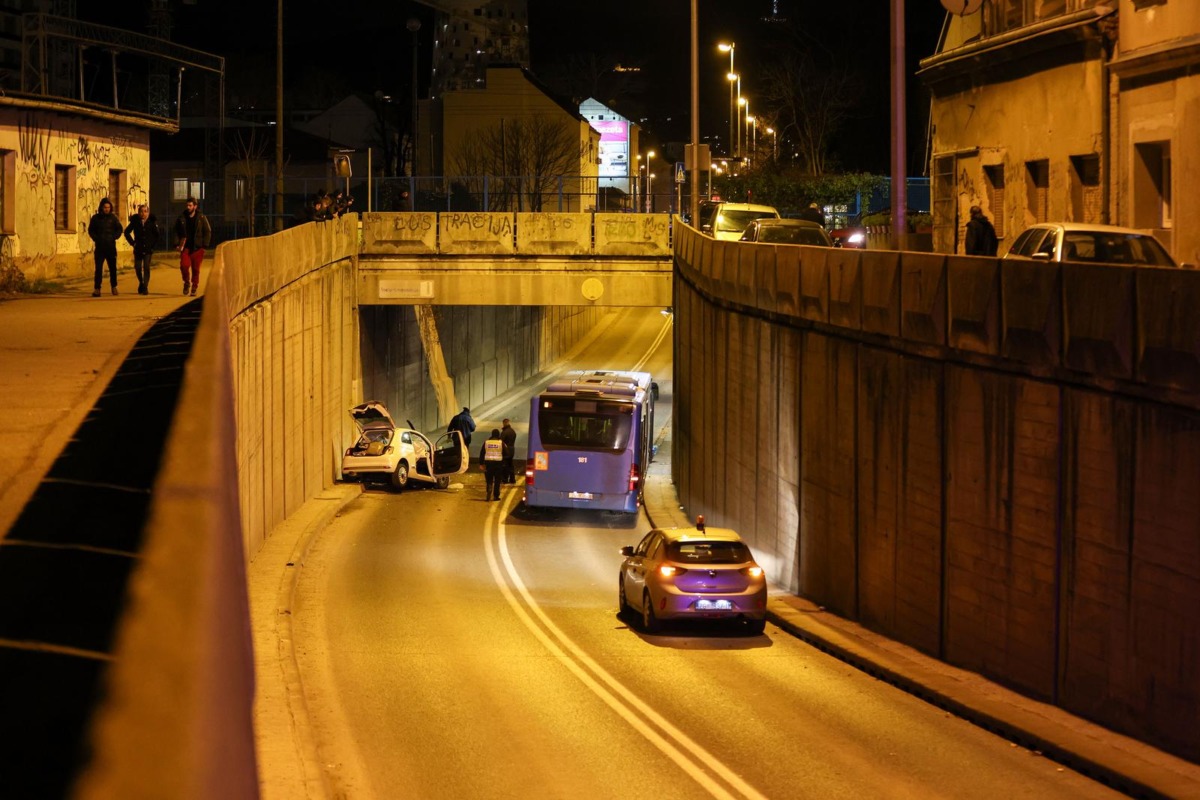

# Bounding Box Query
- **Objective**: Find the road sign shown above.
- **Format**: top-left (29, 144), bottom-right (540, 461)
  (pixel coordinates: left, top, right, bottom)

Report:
top-left (675, 162), bottom-right (685, 184)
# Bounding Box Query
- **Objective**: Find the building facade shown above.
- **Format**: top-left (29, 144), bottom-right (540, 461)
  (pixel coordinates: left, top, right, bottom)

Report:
top-left (919, 0), bottom-right (1198, 266)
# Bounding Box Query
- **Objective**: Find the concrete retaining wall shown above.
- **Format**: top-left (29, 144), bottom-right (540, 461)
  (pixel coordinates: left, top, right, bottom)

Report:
top-left (674, 224), bottom-right (1200, 762)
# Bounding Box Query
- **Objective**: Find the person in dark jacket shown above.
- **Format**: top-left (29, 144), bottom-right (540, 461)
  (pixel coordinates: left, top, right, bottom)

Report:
top-left (798, 202), bottom-right (825, 227)
top-left (174, 196), bottom-right (212, 297)
top-left (124, 204), bottom-right (160, 295)
top-left (448, 407), bottom-right (476, 447)
top-left (964, 205), bottom-right (999, 256)
top-left (88, 197), bottom-right (125, 297)
top-left (500, 418), bottom-right (518, 484)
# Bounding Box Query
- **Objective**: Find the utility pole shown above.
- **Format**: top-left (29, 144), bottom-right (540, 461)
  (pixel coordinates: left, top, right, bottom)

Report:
top-left (890, 0), bottom-right (907, 249)
top-left (274, 0), bottom-right (284, 230)
top-left (407, 18), bottom-right (421, 182)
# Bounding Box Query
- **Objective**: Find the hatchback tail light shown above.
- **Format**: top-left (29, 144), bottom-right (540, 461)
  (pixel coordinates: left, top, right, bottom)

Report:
top-left (659, 564), bottom-right (688, 578)
top-left (628, 463), bottom-right (640, 492)
top-left (742, 565), bottom-right (764, 578)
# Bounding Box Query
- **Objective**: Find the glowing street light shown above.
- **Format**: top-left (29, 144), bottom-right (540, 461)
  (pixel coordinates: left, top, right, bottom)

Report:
top-left (766, 126), bottom-right (777, 161)
top-left (718, 42), bottom-right (735, 158)
top-left (645, 150), bottom-right (656, 212)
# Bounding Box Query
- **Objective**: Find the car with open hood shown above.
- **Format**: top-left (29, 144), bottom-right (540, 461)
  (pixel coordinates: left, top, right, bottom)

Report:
top-left (342, 401), bottom-right (469, 490)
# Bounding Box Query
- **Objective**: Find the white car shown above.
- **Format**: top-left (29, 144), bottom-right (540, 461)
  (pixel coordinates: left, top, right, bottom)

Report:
top-left (1003, 223), bottom-right (1181, 267)
top-left (342, 402), bottom-right (469, 490)
top-left (701, 202), bottom-right (781, 241)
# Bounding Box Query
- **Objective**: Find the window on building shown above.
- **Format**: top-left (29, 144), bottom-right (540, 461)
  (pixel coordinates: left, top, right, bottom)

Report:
top-left (984, 165), bottom-right (1005, 239)
top-left (1025, 159), bottom-right (1049, 223)
top-left (1069, 155), bottom-right (1101, 224)
top-left (172, 177), bottom-right (205, 202)
top-left (0, 149), bottom-right (13, 234)
top-left (234, 176), bottom-right (246, 201)
top-left (108, 169), bottom-right (125, 212)
top-left (55, 165), bottom-right (75, 232)
top-left (1133, 141), bottom-right (1171, 229)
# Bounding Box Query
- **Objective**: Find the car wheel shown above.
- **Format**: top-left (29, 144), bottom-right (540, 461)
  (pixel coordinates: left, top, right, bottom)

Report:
top-left (745, 618), bottom-right (766, 636)
top-left (618, 577), bottom-right (631, 615)
top-left (642, 590), bottom-right (660, 634)
top-left (435, 475), bottom-right (450, 490)
top-left (391, 461), bottom-right (410, 490)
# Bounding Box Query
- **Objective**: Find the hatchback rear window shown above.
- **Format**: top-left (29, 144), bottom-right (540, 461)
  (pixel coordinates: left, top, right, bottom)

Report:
top-left (666, 540), bottom-right (752, 564)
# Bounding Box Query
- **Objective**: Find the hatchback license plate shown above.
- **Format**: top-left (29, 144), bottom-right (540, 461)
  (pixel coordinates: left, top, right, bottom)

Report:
top-left (568, 491), bottom-right (594, 500)
top-left (695, 599), bottom-right (733, 611)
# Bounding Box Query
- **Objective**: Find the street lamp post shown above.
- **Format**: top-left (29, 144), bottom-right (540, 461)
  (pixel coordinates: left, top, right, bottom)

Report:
top-left (645, 150), bottom-right (655, 212)
top-left (406, 18), bottom-right (421, 181)
top-left (718, 42), bottom-right (735, 158)
top-left (736, 92), bottom-right (745, 160)
top-left (766, 126), bottom-right (777, 161)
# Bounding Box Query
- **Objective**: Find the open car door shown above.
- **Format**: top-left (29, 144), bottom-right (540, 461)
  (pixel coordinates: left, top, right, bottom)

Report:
top-left (432, 430), bottom-right (469, 477)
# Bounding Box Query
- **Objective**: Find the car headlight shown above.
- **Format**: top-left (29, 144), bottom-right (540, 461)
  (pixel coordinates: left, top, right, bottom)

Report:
top-left (848, 232), bottom-right (865, 244)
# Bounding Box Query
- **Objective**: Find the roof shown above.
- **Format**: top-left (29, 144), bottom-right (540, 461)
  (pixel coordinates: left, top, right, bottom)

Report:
top-left (1021, 222), bottom-right (1157, 236)
top-left (656, 526), bottom-right (743, 543)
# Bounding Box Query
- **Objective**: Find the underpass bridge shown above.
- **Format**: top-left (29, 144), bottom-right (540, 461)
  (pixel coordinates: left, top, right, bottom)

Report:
top-left (358, 211), bottom-right (674, 307)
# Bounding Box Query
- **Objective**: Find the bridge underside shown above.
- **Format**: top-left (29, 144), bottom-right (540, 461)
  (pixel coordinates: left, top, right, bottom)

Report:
top-left (357, 256), bottom-right (673, 306)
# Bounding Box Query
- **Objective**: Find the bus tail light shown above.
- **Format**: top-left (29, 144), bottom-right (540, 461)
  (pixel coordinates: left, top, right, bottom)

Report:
top-left (525, 467), bottom-right (534, 486)
top-left (628, 463), bottom-right (640, 492)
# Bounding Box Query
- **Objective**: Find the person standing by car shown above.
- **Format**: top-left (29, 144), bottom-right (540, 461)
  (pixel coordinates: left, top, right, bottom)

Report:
top-left (500, 418), bottom-right (517, 484)
top-left (88, 197), bottom-right (124, 297)
top-left (965, 205), bottom-right (999, 256)
top-left (448, 406), bottom-right (476, 447)
top-left (124, 204), bottom-right (160, 295)
top-left (479, 428), bottom-right (508, 501)
top-left (798, 201), bottom-right (825, 227)
top-left (174, 196), bottom-right (212, 296)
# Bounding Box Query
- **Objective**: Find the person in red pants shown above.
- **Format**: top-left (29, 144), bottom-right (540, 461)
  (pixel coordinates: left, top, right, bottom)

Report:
top-left (173, 196), bottom-right (211, 296)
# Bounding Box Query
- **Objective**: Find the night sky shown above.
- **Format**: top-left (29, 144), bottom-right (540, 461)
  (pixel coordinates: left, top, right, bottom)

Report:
top-left (86, 0), bottom-right (947, 174)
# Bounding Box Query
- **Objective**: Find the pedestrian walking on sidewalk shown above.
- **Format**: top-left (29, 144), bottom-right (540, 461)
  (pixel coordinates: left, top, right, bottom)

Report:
top-left (500, 418), bottom-right (517, 483)
top-left (174, 197), bottom-right (211, 297)
top-left (124, 204), bottom-right (160, 295)
top-left (479, 429), bottom-right (509, 501)
top-left (965, 205), bottom-right (999, 256)
top-left (87, 198), bottom-right (124, 297)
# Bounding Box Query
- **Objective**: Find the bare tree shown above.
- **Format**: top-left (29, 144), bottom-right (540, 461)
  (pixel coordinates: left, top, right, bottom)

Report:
top-left (449, 116), bottom-right (586, 211)
top-left (758, 47), bottom-right (860, 175)
top-left (228, 126), bottom-right (271, 235)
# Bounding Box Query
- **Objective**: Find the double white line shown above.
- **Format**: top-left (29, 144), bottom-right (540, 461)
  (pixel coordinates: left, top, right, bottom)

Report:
top-left (482, 495), bottom-right (768, 800)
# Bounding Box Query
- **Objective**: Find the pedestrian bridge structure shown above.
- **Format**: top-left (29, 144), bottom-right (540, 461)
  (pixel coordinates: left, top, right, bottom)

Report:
top-left (358, 211), bottom-right (673, 307)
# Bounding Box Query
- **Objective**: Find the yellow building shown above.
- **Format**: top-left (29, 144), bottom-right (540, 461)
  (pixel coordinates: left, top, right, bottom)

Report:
top-left (919, 0), bottom-right (1197, 266)
top-left (432, 66), bottom-right (601, 212)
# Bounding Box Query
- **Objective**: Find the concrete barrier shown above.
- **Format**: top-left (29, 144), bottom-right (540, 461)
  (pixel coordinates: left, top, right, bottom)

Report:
top-left (515, 212), bottom-right (591, 255)
top-left (362, 212), bottom-right (438, 255)
top-left (1063, 262), bottom-right (1134, 380)
top-left (594, 213), bottom-right (671, 256)
top-left (948, 255), bottom-right (1002, 356)
top-left (672, 221), bottom-right (1200, 762)
top-left (440, 212), bottom-right (516, 254)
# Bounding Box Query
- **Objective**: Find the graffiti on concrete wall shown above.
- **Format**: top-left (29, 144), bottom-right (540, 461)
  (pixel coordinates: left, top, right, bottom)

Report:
top-left (76, 135), bottom-right (114, 178)
top-left (17, 114), bottom-right (55, 190)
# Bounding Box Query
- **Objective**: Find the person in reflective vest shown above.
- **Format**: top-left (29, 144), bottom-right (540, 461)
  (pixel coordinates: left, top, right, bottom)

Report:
top-left (479, 429), bottom-right (509, 502)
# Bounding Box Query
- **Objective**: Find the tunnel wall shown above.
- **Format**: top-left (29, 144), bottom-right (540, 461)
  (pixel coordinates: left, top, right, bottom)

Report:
top-left (358, 305), bottom-right (605, 434)
top-left (673, 223), bottom-right (1200, 762)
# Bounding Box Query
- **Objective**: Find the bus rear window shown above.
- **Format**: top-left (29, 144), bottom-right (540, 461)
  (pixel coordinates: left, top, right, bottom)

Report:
top-left (537, 399), bottom-right (633, 449)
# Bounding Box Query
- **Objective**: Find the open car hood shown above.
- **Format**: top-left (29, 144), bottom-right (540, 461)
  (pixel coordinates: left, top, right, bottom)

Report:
top-left (349, 401), bottom-right (395, 432)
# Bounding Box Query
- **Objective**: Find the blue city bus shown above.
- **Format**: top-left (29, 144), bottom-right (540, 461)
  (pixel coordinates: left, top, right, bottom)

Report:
top-left (523, 370), bottom-right (657, 514)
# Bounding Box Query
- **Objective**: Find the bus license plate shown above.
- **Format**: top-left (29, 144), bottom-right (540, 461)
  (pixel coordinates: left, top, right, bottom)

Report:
top-left (568, 491), bottom-right (594, 500)
top-left (695, 599), bottom-right (732, 611)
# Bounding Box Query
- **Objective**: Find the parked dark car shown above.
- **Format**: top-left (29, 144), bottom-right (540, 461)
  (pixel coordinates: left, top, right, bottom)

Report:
top-left (739, 218), bottom-right (834, 246)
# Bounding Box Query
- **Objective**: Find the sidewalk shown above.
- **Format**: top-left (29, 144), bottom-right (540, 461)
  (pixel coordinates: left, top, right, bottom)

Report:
top-left (4, 278), bottom-right (1199, 799)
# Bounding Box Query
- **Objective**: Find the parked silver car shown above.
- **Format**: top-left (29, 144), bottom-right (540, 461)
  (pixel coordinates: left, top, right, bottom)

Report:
top-left (1003, 223), bottom-right (1181, 267)
top-left (342, 402), bottom-right (469, 490)
top-left (739, 218), bottom-right (834, 246)
top-left (619, 518), bottom-right (768, 635)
